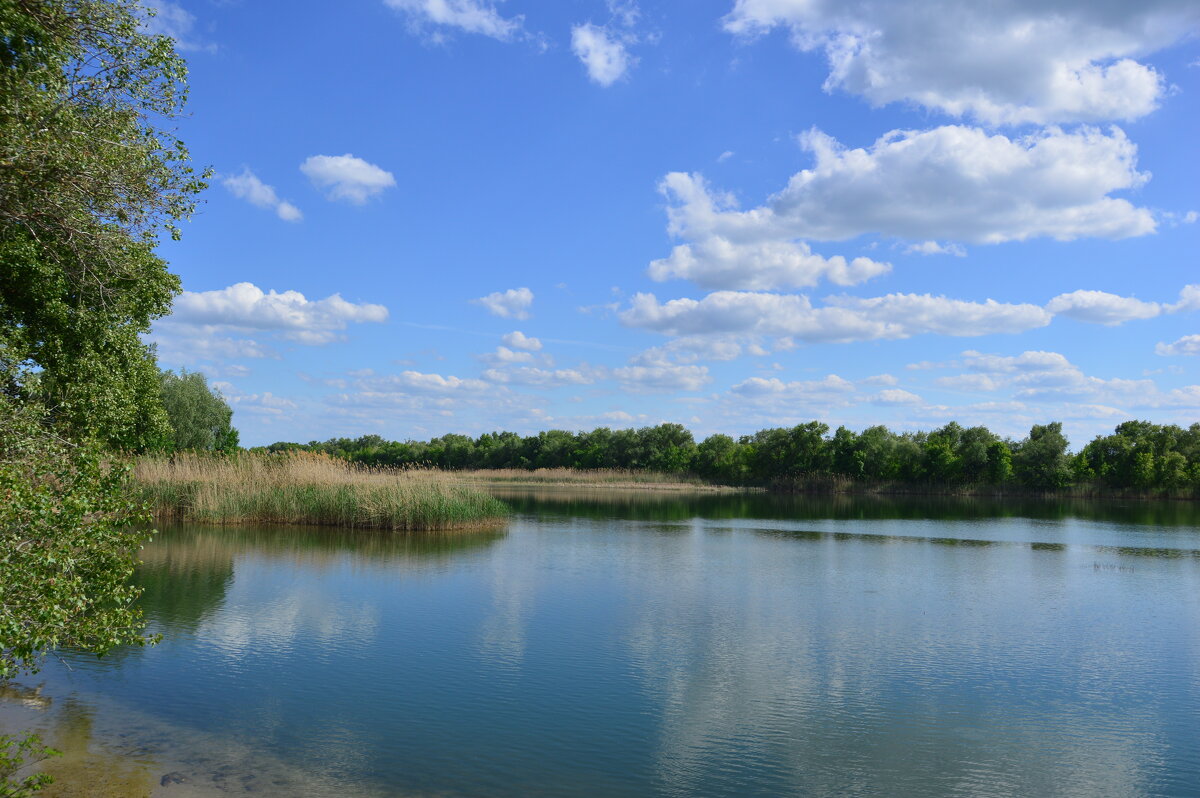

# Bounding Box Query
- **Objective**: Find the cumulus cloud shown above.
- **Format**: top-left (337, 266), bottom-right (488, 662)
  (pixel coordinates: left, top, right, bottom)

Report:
top-left (905, 241), bottom-right (965, 257)
top-left (659, 126), bottom-right (1154, 249)
top-left (1170, 285), bottom-right (1200, 313)
top-left (357, 370), bottom-right (492, 395)
top-left (571, 23), bottom-right (636, 86)
top-left (223, 168), bottom-right (302, 222)
top-left (1045, 290), bottom-right (1162, 325)
top-left (926, 349), bottom-right (1158, 405)
top-left (165, 282), bottom-right (388, 345)
top-left (151, 334), bottom-right (280, 365)
top-left (483, 366), bottom-right (596, 387)
top-left (621, 290), bottom-right (1051, 344)
top-left (731, 374), bottom-right (854, 398)
top-left (300, 154), bottom-right (396, 204)
top-left (501, 331), bottom-right (542, 351)
top-left (722, 0), bottom-right (1199, 124)
top-left (383, 0), bottom-right (525, 40)
top-left (873, 388), bottom-right (923, 405)
top-left (612, 364), bottom-right (711, 392)
top-left (1156, 335), bottom-right (1200, 357)
top-left (480, 346), bottom-right (536, 365)
top-left (473, 287), bottom-right (534, 319)
top-left (225, 391), bottom-right (299, 416)
top-left (631, 335), bottom-right (761, 366)
top-left (648, 235), bottom-right (891, 290)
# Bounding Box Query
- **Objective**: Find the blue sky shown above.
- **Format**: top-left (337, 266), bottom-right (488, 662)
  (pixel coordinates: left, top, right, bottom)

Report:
top-left (145, 0), bottom-right (1200, 447)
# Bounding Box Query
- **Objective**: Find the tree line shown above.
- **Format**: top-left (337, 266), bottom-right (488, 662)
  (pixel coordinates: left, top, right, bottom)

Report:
top-left (263, 419), bottom-right (1200, 494)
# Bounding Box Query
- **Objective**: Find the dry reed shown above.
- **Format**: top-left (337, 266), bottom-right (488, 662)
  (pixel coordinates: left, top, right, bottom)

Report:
top-left (135, 451), bottom-right (509, 531)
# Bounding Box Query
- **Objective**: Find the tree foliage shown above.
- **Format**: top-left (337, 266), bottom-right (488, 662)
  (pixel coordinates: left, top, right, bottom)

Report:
top-left (264, 419), bottom-right (1200, 495)
top-left (159, 368), bottom-right (239, 452)
top-left (0, 733), bottom-right (57, 797)
top-left (0, 0), bottom-right (207, 450)
top-left (0, 397), bottom-right (155, 681)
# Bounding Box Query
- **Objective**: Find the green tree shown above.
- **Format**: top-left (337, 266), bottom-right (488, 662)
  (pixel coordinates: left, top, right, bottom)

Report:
top-left (639, 424), bottom-right (697, 473)
top-left (984, 440), bottom-right (1013, 484)
top-left (1, 0), bottom-right (207, 450)
top-left (1, 3), bottom-right (203, 788)
top-left (1013, 422), bottom-right (1072, 490)
top-left (0, 397), bottom-right (156, 679)
top-left (695, 434), bottom-right (746, 483)
top-left (159, 369), bottom-right (239, 452)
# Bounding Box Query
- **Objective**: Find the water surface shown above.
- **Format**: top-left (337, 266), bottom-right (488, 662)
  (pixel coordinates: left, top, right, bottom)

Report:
top-left (4, 493), bottom-right (1200, 796)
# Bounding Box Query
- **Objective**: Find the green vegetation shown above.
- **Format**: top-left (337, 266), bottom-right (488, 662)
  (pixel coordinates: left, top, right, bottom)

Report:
top-left (136, 451), bottom-right (509, 530)
top-left (1, 1), bottom-right (207, 789)
top-left (267, 419), bottom-right (1200, 497)
top-left (459, 467), bottom-right (724, 490)
top-left (1, 0), bottom-right (206, 451)
top-left (0, 400), bottom-right (155, 679)
top-left (159, 368), bottom-right (239, 452)
top-left (0, 733), bottom-right (56, 797)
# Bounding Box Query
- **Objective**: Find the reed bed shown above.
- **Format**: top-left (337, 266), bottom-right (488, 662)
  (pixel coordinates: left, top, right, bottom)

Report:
top-left (135, 452), bottom-right (509, 531)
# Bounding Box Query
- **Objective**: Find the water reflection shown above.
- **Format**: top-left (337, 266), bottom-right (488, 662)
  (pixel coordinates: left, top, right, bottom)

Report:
top-left (3, 498), bottom-right (1198, 797)
top-left (494, 486), bottom-right (1200, 527)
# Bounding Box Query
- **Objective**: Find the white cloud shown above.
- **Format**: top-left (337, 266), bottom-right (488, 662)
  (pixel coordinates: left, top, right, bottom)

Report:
top-left (905, 241), bottom-right (965, 257)
top-left (226, 391), bottom-right (299, 416)
top-left (873, 388), bottom-right (923, 405)
top-left (861, 374), bottom-right (898, 386)
top-left (648, 235), bottom-right (891, 291)
top-left (612, 364), bottom-right (711, 392)
top-left (357, 370), bottom-right (492, 395)
top-left (300, 154), bottom-right (396, 205)
top-left (960, 349), bottom-right (1076, 374)
top-left (926, 349), bottom-right (1157, 405)
top-left (1156, 335), bottom-right (1200, 357)
top-left (631, 335), bottom-right (759, 366)
top-left (607, 0), bottom-right (641, 28)
top-left (165, 282), bottom-right (389, 345)
top-left (151, 334), bottom-right (280, 365)
top-left (621, 290), bottom-right (1051, 344)
top-left (731, 374), bottom-right (854, 398)
top-left (722, 0), bottom-right (1199, 124)
top-left (1045, 290), bottom-right (1162, 325)
top-left (501, 330), bottom-right (542, 351)
top-left (571, 23), bottom-right (636, 86)
top-left (483, 366), bottom-right (596, 387)
top-left (472, 287), bottom-right (534, 319)
top-left (935, 374), bottom-right (1003, 392)
top-left (659, 126), bottom-right (1154, 248)
top-left (481, 346), bottom-right (536, 365)
top-left (141, 0), bottom-right (214, 52)
top-left (223, 168), bottom-right (302, 222)
top-left (1169, 285), bottom-right (1200, 313)
top-left (383, 0), bottom-right (524, 40)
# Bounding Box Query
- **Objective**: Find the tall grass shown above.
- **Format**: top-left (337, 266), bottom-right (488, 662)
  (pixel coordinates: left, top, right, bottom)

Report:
top-left (135, 452), bottom-right (509, 531)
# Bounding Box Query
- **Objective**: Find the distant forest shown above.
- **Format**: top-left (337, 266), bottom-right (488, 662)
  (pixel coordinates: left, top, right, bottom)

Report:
top-left (261, 420), bottom-right (1200, 495)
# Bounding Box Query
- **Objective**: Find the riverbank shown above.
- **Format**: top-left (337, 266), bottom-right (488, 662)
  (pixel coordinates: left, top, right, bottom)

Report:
top-left (135, 453), bottom-right (509, 531)
top-left (461, 468), bottom-right (754, 493)
top-left (769, 474), bottom-right (1200, 500)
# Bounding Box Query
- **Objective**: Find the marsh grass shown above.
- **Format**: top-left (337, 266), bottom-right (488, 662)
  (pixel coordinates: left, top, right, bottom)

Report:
top-left (135, 452), bottom-right (508, 531)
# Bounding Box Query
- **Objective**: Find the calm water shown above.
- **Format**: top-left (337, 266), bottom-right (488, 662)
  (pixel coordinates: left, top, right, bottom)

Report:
top-left (4, 492), bottom-right (1200, 797)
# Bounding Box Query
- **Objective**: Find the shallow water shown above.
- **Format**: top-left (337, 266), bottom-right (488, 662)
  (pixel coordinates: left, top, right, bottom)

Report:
top-left (4, 493), bottom-right (1200, 796)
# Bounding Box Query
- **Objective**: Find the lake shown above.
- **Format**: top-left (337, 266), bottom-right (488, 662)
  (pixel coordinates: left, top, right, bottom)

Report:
top-left (4, 491), bottom-right (1200, 797)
